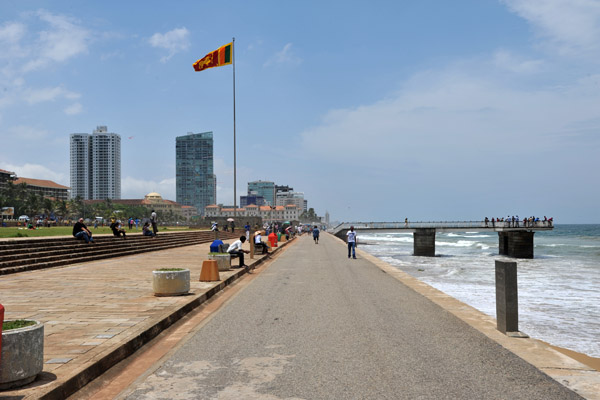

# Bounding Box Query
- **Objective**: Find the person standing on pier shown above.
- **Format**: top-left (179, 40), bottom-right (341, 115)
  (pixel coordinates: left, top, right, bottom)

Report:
top-left (347, 226), bottom-right (357, 259)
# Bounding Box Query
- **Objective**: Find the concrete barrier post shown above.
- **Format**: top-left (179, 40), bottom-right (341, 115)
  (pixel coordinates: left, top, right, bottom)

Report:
top-left (495, 260), bottom-right (518, 334)
top-left (0, 303), bottom-right (4, 362)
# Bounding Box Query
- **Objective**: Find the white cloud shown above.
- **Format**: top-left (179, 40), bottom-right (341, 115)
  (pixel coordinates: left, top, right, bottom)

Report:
top-left (149, 27), bottom-right (190, 62)
top-left (6, 125), bottom-right (49, 140)
top-left (264, 43), bottom-right (301, 67)
top-left (300, 61), bottom-right (600, 167)
top-left (23, 10), bottom-right (91, 72)
top-left (492, 49), bottom-right (544, 74)
top-left (0, 22), bottom-right (27, 59)
top-left (64, 102), bottom-right (83, 115)
top-left (2, 163), bottom-right (66, 184)
top-left (23, 86), bottom-right (80, 104)
top-left (502, 0), bottom-right (600, 56)
top-left (121, 176), bottom-right (176, 200)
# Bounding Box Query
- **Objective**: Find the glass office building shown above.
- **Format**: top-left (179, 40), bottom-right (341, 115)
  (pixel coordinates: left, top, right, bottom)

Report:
top-left (247, 180), bottom-right (275, 206)
top-left (176, 132), bottom-right (216, 216)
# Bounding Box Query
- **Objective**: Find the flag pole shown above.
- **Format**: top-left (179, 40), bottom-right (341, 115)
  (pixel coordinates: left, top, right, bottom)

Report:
top-left (232, 37), bottom-right (237, 219)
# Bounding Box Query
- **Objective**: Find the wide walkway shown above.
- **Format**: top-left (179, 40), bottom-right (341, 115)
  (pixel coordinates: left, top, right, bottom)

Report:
top-left (120, 234), bottom-right (592, 399)
top-left (0, 234), bottom-right (274, 399)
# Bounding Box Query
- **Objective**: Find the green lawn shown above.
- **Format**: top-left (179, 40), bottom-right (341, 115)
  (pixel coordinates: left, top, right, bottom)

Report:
top-left (0, 225), bottom-right (199, 238)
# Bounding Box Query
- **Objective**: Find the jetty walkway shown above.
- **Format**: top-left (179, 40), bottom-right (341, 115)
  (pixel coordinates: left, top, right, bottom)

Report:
top-left (1, 233), bottom-right (598, 399)
top-left (333, 221), bottom-right (554, 258)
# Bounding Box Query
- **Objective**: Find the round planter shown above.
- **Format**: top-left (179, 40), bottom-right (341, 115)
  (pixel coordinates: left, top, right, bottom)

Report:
top-left (208, 254), bottom-right (231, 271)
top-left (0, 320), bottom-right (44, 390)
top-left (152, 269), bottom-right (190, 297)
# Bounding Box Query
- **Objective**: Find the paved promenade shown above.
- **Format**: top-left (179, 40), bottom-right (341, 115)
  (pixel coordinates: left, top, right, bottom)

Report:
top-left (121, 233), bottom-right (598, 399)
top-left (1, 233), bottom-right (598, 399)
top-left (0, 233), bottom-right (275, 399)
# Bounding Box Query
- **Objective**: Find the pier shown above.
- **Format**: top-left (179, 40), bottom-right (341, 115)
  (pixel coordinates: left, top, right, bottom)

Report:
top-left (332, 221), bottom-right (554, 258)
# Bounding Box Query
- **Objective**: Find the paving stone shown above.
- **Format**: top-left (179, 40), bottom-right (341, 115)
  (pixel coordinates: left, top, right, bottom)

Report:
top-left (45, 358), bottom-right (73, 364)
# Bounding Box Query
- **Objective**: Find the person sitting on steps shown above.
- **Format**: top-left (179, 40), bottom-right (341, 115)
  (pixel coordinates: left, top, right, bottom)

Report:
top-left (142, 221), bottom-right (155, 237)
top-left (110, 220), bottom-right (126, 239)
top-left (227, 236), bottom-right (252, 272)
top-left (254, 231), bottom-right (269, 254)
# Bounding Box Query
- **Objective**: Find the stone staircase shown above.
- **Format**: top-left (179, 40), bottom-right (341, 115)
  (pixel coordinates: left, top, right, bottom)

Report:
top-left (0, 230), bottom-right (241, 275)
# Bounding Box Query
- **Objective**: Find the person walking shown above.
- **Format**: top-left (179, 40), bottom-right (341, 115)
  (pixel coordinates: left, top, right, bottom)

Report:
top-left (347, 226), bottom-right (357, 259)
top-left (150, 210), bottom-right (158, 235)
top-left (313, 225), bottom-right (320, 244)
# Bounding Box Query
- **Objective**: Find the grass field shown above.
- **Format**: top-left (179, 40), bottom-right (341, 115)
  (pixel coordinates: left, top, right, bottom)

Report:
top-left (0, 225), bottom-right (198, 238)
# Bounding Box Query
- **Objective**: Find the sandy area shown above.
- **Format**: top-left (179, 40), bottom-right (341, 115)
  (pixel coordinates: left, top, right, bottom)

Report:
top-left (546, 342), bottom-right (600, 372)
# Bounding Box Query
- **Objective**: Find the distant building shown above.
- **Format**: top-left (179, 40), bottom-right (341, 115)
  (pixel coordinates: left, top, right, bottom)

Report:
top-left (84, 192), bottom-right (188, 219)
top-left (0, 168), bottom-right (16, 192)
top-left (70, 126), bottom-right (121, 200)
top-left (276, 191), bottom-right (306, 211)
top-left (13, 177), bottom-right (70, 201)
top-left (180, 205), bottom-right (199, 221)
top-left (176, 132), bottom-right (216, 217)
top-left (247, 180), bottom-right (275, 206)
top-left (205, 204), bottom-right (300, 222)
top-left (240, 194), bottom-right (265, 207)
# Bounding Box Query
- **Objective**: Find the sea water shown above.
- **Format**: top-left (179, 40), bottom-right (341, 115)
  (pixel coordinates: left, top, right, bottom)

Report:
top-left (358, 224), bottom-right (600, 358)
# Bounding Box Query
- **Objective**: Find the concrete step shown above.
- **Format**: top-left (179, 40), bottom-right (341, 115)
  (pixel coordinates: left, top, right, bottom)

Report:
top-left (0, 231), bottom-right (239, 275)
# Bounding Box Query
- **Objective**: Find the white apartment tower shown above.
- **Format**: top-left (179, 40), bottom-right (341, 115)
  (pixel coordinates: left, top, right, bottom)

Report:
top-left (70, 126), bottom-right (121, 200)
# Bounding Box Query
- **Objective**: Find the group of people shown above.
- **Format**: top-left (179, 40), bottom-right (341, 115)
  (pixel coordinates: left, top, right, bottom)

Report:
top-left (72, 210), bottom-right (159, 243)
top-left (484, 215), bottom-right (553, 227)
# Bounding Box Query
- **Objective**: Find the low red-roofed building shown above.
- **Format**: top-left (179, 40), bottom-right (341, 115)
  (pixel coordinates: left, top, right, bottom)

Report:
top-left (13, 177), bottom-right (70, 201)
top-left (204, 203), bottom-right (300, 222)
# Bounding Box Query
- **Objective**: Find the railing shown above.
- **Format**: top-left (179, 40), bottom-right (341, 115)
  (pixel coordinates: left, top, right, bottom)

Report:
top-left (332, 220), bottom-right (554, 232)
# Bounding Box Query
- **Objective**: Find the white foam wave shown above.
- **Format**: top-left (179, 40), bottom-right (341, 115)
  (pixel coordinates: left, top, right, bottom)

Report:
top-left (361, 236), bottom-right (413, 244)
top-left (436, 240), bottom-right (477, 247)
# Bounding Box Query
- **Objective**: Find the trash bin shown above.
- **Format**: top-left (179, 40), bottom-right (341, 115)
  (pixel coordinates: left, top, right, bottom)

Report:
top-left (268, 233), bottom-right (278, 248)
top-left (210, 239), bottom-right (224, 253)
top-left (277, 233), bottom-right (281, 241)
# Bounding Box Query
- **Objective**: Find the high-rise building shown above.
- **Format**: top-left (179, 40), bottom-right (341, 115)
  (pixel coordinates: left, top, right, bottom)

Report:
top-left (276, 191), bottom-right (306, 211)
top-left (70, 126), bottom-right (121, 200)
top-left (176, 132), bottom-right (216, 216)
top-left (247, 180), bottom-right (275, 205)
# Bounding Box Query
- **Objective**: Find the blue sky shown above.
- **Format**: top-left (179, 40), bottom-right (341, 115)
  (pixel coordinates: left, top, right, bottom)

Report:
top-left (1, 0), bottom-right (599, 223)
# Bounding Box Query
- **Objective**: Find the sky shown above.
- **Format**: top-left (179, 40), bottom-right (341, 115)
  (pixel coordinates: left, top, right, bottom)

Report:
top-left (0, 0), bottom-right (599, 223)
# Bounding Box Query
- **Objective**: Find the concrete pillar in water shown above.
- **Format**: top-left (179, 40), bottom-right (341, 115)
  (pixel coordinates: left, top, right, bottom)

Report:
top-left (413, 229), bottom-right (436, 257)
top-left (497, 232), bottom-right (535, 258)
top-left (495, 260), bottom-right (518, 334)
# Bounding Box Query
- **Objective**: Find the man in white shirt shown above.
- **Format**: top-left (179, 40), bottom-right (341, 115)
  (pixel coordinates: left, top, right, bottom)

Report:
top-left (227, 236), bottom-right (250, 270)
top-left (347, 226), bottom-right (357, 259)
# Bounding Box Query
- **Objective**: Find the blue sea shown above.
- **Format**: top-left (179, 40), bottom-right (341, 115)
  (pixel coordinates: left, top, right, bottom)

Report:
top-left (359, 224), bottom-right (600, 358)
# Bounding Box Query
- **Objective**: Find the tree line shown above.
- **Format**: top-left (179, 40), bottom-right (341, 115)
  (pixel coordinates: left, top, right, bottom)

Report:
top-left (0, 181), bottom-right (185, 224)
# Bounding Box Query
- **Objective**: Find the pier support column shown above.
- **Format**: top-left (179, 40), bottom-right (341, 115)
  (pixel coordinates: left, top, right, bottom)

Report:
top-left (495, 260), bottom-right (518, 334)
top-left (413, 229), bottom-right (436, 257)
top-left (498, 232), bottom-right (535, 259)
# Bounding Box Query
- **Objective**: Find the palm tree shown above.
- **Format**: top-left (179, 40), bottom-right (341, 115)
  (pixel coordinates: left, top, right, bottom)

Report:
top-left (43, 198), bottom-right (54, 217)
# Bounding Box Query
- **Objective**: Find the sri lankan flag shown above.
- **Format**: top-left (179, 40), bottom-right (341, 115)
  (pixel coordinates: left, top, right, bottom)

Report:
top-left (193, 42), bottom-right (233, 72)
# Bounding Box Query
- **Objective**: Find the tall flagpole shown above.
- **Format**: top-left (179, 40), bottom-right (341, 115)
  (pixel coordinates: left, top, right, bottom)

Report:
top-left (233, 37), bottom-right (237, 219)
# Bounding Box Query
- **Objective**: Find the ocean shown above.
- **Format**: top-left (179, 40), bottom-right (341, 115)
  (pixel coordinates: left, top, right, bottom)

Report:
top-left (358, 224), bottom-right (600, 358)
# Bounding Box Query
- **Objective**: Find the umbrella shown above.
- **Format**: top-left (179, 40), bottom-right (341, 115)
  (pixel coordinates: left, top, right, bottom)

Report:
top-left (227, 218), bottom-right (235, 222)
top-left (283, 221), bottom-right (291, 224)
